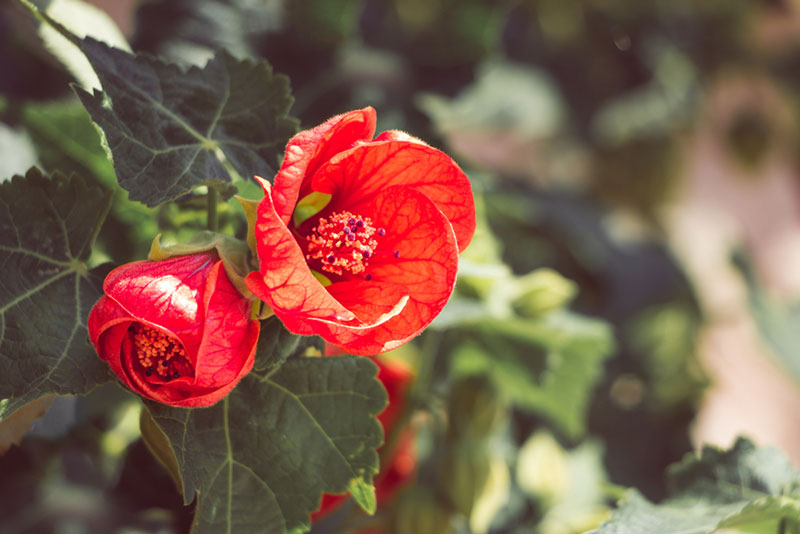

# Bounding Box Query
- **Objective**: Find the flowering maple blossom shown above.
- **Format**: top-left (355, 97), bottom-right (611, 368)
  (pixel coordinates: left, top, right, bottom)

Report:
top-left (312, 354), bottom-right (416, 521)
top-left (245, 107), bottom-right (475, 354)
top-left (88, 253), bottom-right (260, 407)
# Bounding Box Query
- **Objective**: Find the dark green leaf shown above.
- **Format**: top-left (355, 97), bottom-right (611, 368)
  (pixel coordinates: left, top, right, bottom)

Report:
top-left (0, 168), bottom-right (113, 422)
top-left (593, 438), bottom-right (800, 534)
top-left (450, 312), bottom-right (613, 439)
top-left (147, 356), bottom-right (386, 534)
top-left (74, 37), bottom-right (297, 207)
top-left (253, 316), bottom-right (324, 372)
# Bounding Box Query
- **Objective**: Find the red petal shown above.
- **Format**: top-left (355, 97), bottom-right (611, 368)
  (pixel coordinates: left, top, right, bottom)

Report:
top-left (308, 187), bottom-right (459, 354)
top-left (191, 261), bottom-right (259, 391)
top-left (311, 140), bottom-right (475, 252)
top-left (102, 253), bottom-right (217, 354)
top-left (272, 107), bottom-right (376, 224)
top-left (245, 180), bottom-right (360, 334)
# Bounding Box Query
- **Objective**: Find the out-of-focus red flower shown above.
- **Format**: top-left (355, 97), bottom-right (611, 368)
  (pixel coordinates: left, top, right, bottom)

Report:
top-left (88, 253), bottom-right (259, 407)
top-left (312, 355), bottom-right (416, 521)
top-left (245, 107), bottom-right (475, 354)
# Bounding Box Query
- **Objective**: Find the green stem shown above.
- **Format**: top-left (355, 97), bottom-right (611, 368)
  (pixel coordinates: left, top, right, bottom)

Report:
top-left (207, 187), bottom-right (219, 232)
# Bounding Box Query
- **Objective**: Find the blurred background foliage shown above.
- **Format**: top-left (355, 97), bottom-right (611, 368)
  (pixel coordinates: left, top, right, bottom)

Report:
top-left (5, 0), bottom-right (800, 532)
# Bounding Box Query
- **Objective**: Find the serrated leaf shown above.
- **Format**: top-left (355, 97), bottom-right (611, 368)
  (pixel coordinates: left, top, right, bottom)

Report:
top-left (147, 356), bottom-right (386, 534)
top-left (0, 168), bottom-right (113, 422)
top-left (73, 37), bottom-right (297, 206)
top-left (450, 312), bottom-right (613, 439)
top-left (592, 438), bottom-right (800, 534)
top-left (717, 497), bottom-right (800, 534)
top-left (668, 438), bottom-right (800, 504)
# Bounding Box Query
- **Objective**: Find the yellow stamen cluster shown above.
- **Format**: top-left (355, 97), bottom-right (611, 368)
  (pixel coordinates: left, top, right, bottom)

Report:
top-left (131, 323), bottom-right (189, 380)
top-left (306, 211), bottom-right (381, 276)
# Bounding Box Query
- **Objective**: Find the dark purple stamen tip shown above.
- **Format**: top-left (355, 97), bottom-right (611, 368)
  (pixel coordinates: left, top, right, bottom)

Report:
top-left (393, 250), bottom-right (400, 258)
top-left (365, 274), bottom-right (372, 281)
top-left (346, 234), bottom-right (355, 241)
top-left (327, 254), bottom-right (336, 263)
top-left (362, 251), bottom-right (371, 259)
top-left (348, 218), bottom-right (357, 225)
top-left (377, 228), bottom-right (386, 236)
top-left (343, 226), bottom-right (352, 234)
top-left (356, 220), bottom-right (365, 228)
top-left (145, 367), bottom-right (154, 377)
top-left (173, 371), bottom-right (180, 379)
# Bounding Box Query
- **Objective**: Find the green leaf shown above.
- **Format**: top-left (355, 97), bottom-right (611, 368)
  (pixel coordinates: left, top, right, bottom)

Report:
top-left (74, 37), bottom-right (297, 207)
top-left (0, 168), bottom-right (113, 422)
top-left (450, 312), bottom-right (613, 439)
top-left (147, 356), bottom-right (386, 534)
top-left (592, 438), bottom-right (800, 534)
top-left (253, 316), bottom-right (325, 373)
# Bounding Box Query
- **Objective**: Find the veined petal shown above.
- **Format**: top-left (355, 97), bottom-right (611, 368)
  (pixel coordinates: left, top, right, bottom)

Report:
top-left (308, 187), bottom-right (459, 354)
top-left (272, 107), bottom-right (376, 224)
top-left (192, 261), bottom-right (259, 391)
top-left (245, 179), bottom-right (360, 333)
top-left (102, 253), bottom-right (217, 353)
top-left (311, 139), bottom-right (475, 252)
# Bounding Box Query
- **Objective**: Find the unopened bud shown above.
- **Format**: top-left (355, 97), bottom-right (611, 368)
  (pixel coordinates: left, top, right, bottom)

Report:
top-left (389, 487), bottom-right (453, 534)
top-left (511, 268), bottom-right (576, 317)
top-left (448, 375), bottom-right (506, 440)
top-left (440, 440), bottom-right (492, 517)
top-left (516, 431), bottom-right (569, 505)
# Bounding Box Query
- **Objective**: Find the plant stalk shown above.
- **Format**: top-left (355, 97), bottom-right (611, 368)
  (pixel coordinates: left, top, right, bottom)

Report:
top-left (207, 187), bottom-right (219, 232)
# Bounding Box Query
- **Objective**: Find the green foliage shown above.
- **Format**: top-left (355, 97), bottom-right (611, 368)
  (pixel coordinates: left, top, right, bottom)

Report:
top-left (253, 316), bottom-right (325, 373)
top-left (593, 438), bottom-right (800, 533)
top-left (449, 312), bottom-right (613, 439)
top-left (74, 37), bottom-right (297, 206)
top-left (0, 168), bottom-right (113, 421)
top-left (147, 356), bottom-right (387, 534)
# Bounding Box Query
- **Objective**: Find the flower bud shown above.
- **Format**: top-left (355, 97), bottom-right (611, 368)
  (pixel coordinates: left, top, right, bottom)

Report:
top-left (516, 431), bottom-right (570, 505)
top-left (511, 268), bottom-right (577, 317)
top-left (448, 375), bottom-right (506, 440)
top-left (389, 487), bottom-right (453, 534)
top-left (440, 440), bottom-right (492, 518)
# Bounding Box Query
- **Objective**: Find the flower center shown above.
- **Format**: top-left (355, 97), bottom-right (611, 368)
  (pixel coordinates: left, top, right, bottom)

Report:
top-left (131, 323), bottom-right (193, 381)
top-left (306, 210), bottom-right (383, 276)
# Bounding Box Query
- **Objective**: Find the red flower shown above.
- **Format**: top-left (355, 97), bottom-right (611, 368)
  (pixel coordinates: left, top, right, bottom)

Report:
top-left (245, 107), bottom-right (475, 354)
top-left (312, 355), bottom-right (416, 521)
top-left (88, 253), bottom-right (260, 407)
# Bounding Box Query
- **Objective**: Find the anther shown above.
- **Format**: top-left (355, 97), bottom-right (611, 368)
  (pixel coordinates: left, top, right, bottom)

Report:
top-left (365, 274), bottom-right (372, 281)
top-left (377, 228), bottom-right (386, 236)
top-left (306, 211), bottom-right (383, 276)
top-left (394, 250), bottom-right (400, 258)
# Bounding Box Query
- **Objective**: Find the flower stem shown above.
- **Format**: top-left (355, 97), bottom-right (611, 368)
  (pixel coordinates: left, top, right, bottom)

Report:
top-left (207, 187), bottom-right (219, 232)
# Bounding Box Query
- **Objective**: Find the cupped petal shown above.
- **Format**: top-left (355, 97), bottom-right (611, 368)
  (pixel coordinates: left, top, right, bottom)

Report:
top-left (102, 253), bottom-right (217, 355)
top-left (272, 107), bottom-right (377, 223)
top-left (245, 179), bottom-right (361, 334)
top-left (311, 139), bottom-right (475, 252)
top-left (192, 261), bottom-right (259, 392)
top-left (307, 187), bottom-right (459, 354)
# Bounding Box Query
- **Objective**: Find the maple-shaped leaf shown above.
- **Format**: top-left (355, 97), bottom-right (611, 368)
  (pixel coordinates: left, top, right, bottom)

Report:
top-left (146, 356), bottom-right (386, 534)
top-left (74, 37), bottom-right (297, 206)
top-left (592, 438), bottom-right (800, 534)
top-left (0, 167), bottom-right (113, 422)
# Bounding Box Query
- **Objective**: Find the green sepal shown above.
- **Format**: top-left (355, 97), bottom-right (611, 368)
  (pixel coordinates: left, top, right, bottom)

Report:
top-left (293, 191), bottom-right (332, 227)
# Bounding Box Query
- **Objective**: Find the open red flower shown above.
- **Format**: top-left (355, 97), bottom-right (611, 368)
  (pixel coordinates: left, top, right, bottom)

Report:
top-left (88, 253), bottom-right (260, 407)
top-left (245, 107), bottom-right (475, 354)
top-left (312, 354), bottom-right (416, 521)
